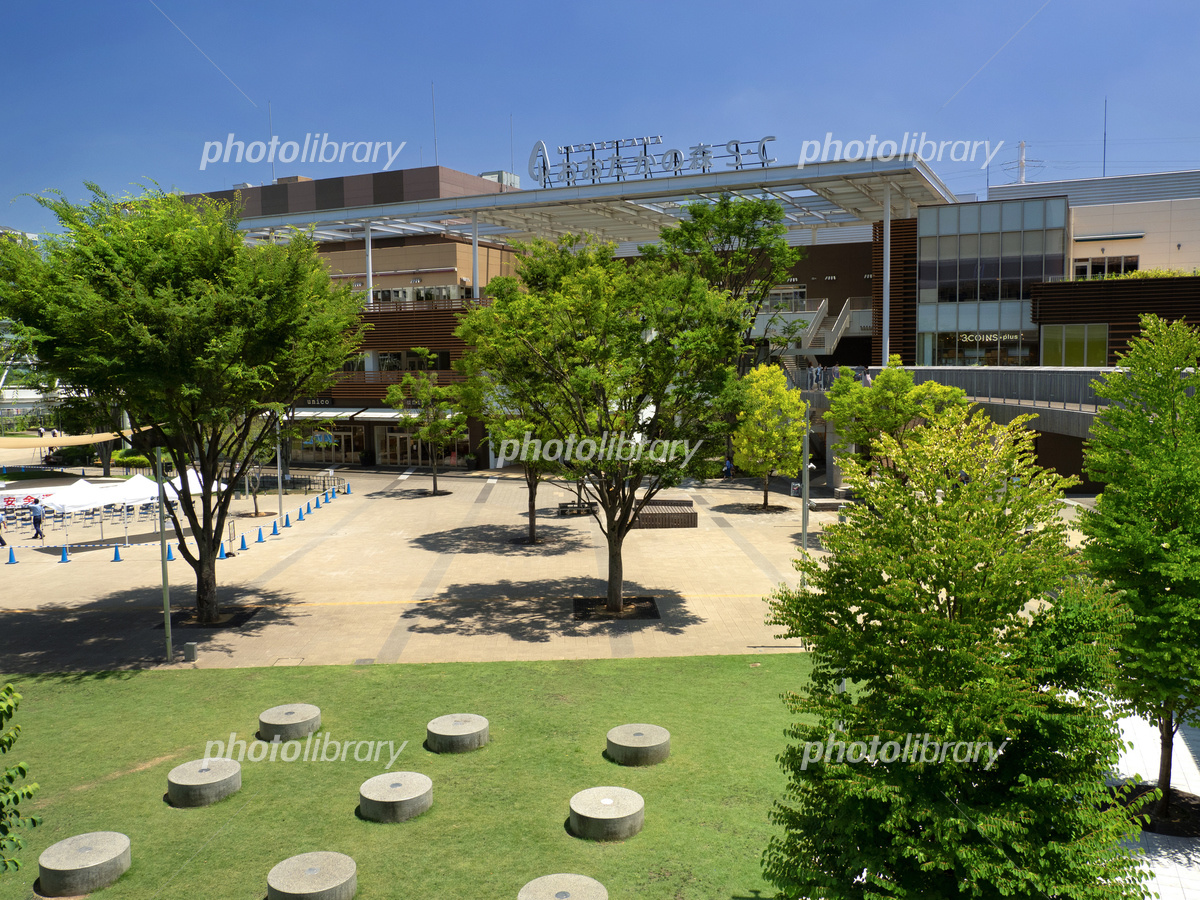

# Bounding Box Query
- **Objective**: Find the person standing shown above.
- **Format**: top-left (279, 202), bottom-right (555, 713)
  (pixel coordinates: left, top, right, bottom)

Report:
top-left (0, 512), bottom-right (7, 548)
top-left (28, 499), bottom-right (44, 540)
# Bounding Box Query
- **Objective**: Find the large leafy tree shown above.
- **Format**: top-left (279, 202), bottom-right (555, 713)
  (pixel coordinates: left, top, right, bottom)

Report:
top-left (824, 355), bottom-right (968, 474)
top-left (1, 684), bottom-right (40, 876)
top-left (641, 193), bottom-right (801, 376)
top-left (385, 347), bottom-right (467, 496)
top-left (0, 185), bottom-right (364, 624)
top-left (1081, 313), bottom-right (1200, 819)
top-left (764, 405), bottom-right (1148, 899)
top-left (733, 363), bottom-right (808, 508)
top-left (458, 235), bottom-right (743, 611)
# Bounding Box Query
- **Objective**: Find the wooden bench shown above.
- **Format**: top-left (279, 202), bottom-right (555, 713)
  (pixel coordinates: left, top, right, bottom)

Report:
top-left (631, 498), bottom-right (697, 529)
top-left (557, 501), bottom-right (597, 517)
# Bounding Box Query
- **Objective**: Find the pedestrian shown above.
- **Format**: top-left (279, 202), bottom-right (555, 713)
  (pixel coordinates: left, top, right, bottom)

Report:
top-left (862, 368), bottom-right (873, 388)
top-left (0, 513), bottom-right (6, 548)
top-left (813, 364), bottom-right (823, 390)
top-left (37, 426), bottom-right (44, 438)
top-left (28, 499), bottom-right (45, 540)
top-left (723, 456), bottom-right (734, 480)
top-left (51, 428), bottom-right (58, 438)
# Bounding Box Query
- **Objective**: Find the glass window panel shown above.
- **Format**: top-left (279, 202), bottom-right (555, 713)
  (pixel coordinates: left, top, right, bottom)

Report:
top-left (1020, 302), bottom-right (1034, 330)
top-left (1001, 202), bottom-right (1023, 231)
top-left (959, 233), bottom-right (979, 259)
top-left (959, 205), bottom-right (980, 233)
top-left (1046, 230), bottom-right (1063, 254)
top-left (957, 303), bottom-right (978, 331)
top-left (918, 207), bottom-right (937, 236)
top-left (958, 260), bottom-right (979, 301)
top-left (1091, 257), bottom-right (1107, 275)
top-left (938, 261), bottom-right (958, 301)
top-left (1074, 260), bottom-right (1090, 279)
top-left (1022, 231), bottom-right (1044, 255)
top-left (918, 332), bottom-right (934, 365)
top-left (980, 232), bottom-right (1001, 258)
top-left (919, 236), bottom-right (938, 260)
top-left (980, 203), bottom-right (1001, 232)
top-left (1064, 324), bottom-right (1086, 366)
top-left (999, 302), bottom-right (1021, 330)
top-left (1001, 233), bottom-right (1022, 257)
top-left (938, 206), bottom-right (958, 235)
top-left (919, 287), bottom-right (939, 303)
top-left (1042, 325), bottom-right (1063, 366)
top-left (1022, 255), bottom-right (1043, 296)
top-left (1123, 256), bottom-right (1139, 273)
top-left (938, 235), bottom-right (958, 259)
top-left (918, 305), bottom-right (938, 331)
top-left (937, 304), bottom-right (959, 331)
top-left (1045, 197), bottom-right (1067, 229)
top-left (1086, 324), bottom-right (1108, 366)
top-left (937, 332), bottom-right (960, 365)
top-left (1023, 200), bottom-right (1044, 229)
top-left (918, 260), bottom-right (937, 292)
top-left (978, 302), bottom-right (999, 330)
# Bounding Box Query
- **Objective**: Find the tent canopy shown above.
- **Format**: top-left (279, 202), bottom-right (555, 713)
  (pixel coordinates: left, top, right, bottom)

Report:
top-left (42, 479), bottom-right (112, 514)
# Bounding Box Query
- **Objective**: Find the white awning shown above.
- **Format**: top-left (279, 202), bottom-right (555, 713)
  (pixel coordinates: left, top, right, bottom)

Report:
top-left (291, 408), bottom-right (415, 422)
top-left (292, 408), bottom-right (367, 420)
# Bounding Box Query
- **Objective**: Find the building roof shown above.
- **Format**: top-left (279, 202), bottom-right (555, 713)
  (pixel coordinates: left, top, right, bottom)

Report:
top-left (229, 157), bottom-right (956, 250)
top-left (988, 169), bottom-right (1200, 207)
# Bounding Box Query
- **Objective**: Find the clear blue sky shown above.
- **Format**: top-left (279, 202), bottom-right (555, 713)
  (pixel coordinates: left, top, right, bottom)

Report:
top-left (4, 0), bottom-right (1198, 234)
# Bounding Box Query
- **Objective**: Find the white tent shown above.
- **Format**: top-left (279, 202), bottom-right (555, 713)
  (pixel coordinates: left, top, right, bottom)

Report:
top-left (167, 470), bottom-right (226, 496)
top-left (104, 473), bottom-right (161, 506)
top-left (42, 479), bottom-right (111, 514)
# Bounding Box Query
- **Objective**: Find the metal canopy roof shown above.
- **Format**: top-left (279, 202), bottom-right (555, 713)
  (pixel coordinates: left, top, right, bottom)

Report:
top-left (238, 156), bottom-right (956, 248)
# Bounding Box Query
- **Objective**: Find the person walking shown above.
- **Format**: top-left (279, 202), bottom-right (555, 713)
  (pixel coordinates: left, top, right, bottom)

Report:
top-left (28, 499), bottom-right (45, 541)
top-left (0, 512), bottom-right (7, 548)
top-left (723, 456), bottom-right (734, 480)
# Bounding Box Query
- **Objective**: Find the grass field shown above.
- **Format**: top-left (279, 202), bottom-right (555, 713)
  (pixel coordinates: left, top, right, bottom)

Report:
top-left (1, 654), bottom-right (811, 899)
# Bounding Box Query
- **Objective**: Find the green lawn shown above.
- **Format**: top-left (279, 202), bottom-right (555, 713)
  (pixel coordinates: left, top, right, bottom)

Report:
top-left (1, 654), bottom-right (811, 899)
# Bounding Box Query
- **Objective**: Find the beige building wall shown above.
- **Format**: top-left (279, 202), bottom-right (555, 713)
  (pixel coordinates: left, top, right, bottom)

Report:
top-left (1070, 198), bottom-right (1200, 274)
top-left (318, 241), bottom-right (515, 291)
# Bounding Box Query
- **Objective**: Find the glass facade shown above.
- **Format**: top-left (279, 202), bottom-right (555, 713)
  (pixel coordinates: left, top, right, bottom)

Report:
top-left (917, 197), bottom-right (1067, 365)
top-left (1040, 323), bottom-right (1108, 366)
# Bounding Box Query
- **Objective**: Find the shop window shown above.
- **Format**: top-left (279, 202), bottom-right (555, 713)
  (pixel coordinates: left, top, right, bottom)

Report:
top-left (1041, 324), bottom-right (1108, 366)
top-left (1072, 256), bottom-right (1138, 279)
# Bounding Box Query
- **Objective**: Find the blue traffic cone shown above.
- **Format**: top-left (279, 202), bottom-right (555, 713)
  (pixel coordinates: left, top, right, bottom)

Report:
top-left (272, 520), bottom-right (280, 535)
top-left (306, 501), bottom-right (312, 514)
top-left (239, 534), bottom-right (248, 551)
top-left (297, 507), bottom-right (305, 522)
top-left (323, 490), bottom-right (330, 502)
top-left (6, 547), bottom-right (16, 565)
top-left (218, 542), bottom-right (227, 560)
top-left (314, 495), bottom-right (321, 509)
top-left (256, 527), bottom-right (265, 543)
top-left (167, 544), bottom-right (175, 561)
top-left (345, 483), bottom-right (352, 494)
top-left (327, 489), bottom-right (334, 502)
top-left (112, 545), bottom-right (122, 562)
top-left (283, 514), bottom-right (291, 528)
top-left (59, 546), bottom-right (70, 563)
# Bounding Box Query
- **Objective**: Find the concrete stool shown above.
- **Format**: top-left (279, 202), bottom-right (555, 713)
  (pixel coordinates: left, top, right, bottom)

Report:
top-left (606, 724), bottom-right (670, 766)
top-left (259, 703), bottom-right (321, 742)
top-left (167, 758), bottom-right (241, 807)
top-left (38, 832), bottom-right (131, 897)
top-left (267, 851), bottom-right (356, 900)
top-left (359, 772), bottom-right (432, 823)
top-left (568, 786), bottom-right (644, 841)
top-left (426, 713), bottom-right (489, 753)
top-left (518, 873), bottom-right (608, 900)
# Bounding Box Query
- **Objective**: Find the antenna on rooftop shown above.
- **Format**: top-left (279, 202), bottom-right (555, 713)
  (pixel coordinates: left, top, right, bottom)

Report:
top-left (431, 82), bottom-right (440, 167)
top-left (1103, 97), bottom-right (1108, 177)
top-left (268, 100), bottom-right (276, 183)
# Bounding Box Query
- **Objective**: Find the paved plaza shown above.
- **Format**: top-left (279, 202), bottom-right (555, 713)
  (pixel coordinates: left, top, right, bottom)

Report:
top-left (0, 450), bottom-right (1197, 895)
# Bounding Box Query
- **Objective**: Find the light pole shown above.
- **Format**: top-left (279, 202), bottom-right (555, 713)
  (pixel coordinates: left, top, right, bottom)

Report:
top-left (156, 447), bottom-right (172, 661)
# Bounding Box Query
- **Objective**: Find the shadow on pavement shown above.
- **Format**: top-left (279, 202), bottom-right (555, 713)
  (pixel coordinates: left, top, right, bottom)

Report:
top-left (0, 584), bottom-right (299, 674)
top-left (400, 575), bottom-right (702, 643)
top-left (409, 523), bottom-right (590, 557)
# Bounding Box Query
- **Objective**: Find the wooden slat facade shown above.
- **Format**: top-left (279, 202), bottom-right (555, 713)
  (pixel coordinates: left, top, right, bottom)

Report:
top-left (871, 218), bottom-right (917, 365)
top-left (1031, 276), bottom-right (1200, 365)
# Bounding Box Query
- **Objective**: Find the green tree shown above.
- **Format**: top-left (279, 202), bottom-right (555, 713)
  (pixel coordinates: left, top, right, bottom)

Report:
top-left (824, 355), bottom-right (968, 474)
top-left (1, 684), bottom-right (40, 875)
top-left (1081, 313), bottom-right (1200, 819)
top-left (0, 185), bottom-right (364, 624)
top-left (642, 194), bottom-right (801, 374)
top-left (733, 364), bottom-right (808, 508)
top-left (385, 347), bottom-right (467, 496)
top-left (764, 406), bottom-right (1149, 899)
top-left (458, 235), bottom-right (743, 611)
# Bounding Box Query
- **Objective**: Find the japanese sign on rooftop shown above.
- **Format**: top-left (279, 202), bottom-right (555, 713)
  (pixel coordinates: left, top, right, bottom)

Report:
top-left (528, 136), bottom-right (777, 188)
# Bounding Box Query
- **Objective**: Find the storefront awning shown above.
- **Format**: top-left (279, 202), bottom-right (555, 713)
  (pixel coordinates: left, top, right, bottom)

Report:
top-left (291, 408), bottom-right (415, 422)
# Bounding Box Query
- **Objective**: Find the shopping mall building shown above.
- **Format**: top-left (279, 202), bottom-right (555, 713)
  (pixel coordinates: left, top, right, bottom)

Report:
top-left (190, 142), bottom-right (1200, 477)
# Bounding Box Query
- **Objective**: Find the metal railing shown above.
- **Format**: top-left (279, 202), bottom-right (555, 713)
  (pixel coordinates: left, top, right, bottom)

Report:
top-left (904, 366), bottom-right (1115, 411)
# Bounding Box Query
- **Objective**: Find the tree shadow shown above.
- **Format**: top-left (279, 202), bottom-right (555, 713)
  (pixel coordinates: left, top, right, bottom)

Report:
top-left (708, 503), bottom-right (797, 517)
top-left (0, 584), bottom-right (300, 674)
top-left (408, 524), bottom-right (590, 557)
top-left (363, 487), bottom-right (456, 501)
top-left (400, 575), bottom-right (702, 643)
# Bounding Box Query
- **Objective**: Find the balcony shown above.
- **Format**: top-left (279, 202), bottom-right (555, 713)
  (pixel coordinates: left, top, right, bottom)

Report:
top-left (321, 369), bottom-right (465, 403)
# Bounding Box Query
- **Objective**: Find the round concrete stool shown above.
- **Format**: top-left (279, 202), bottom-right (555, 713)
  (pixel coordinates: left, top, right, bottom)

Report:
top-left (267, 851), bottom-right (356, 900)
top-left (426, 713), bottom-right (489, 753)
top-left (518, 873), bottom-right (608, 900)
top-left (606, 724), bottom-right (670, 766)
top-left (167, 758), bottom-right (241, 807)
top-left (359, 772), bottom-right (432, 823)
top-left (568, 786), bottom-right (644, 841)
top-left (38, 831), bottom-right (131, 897)
top-left (259, 703), bottom-right (321, 742)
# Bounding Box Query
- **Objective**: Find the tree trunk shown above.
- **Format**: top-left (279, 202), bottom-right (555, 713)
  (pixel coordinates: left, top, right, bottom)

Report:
top-left (195, 548), bottom-right (219, 624)
top-left (1156, 710), bottom-right (1175, 819)
top-left (525, 465), bottom-right (538, 544)
top-left (763, 474), bottom-right (770, 509)
top-left (431, 454), bottom-right (439, 495)
top-left (99, 441), bottom-right (112, 478)
top-left (605, 532), bottom-right (625, 613)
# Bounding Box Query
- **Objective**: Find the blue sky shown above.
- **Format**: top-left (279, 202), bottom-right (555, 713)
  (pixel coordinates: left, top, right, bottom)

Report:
top-left (4, 0), bottom-right (1198, 234)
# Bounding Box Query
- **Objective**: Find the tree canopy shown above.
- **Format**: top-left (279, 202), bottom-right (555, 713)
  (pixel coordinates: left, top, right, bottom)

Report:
top-left (1081, 313), bottom-right (1200, 818)
top-left (1, 684), bottom-right (40, 876)
top-left (458, 235), bottom-right (744, 611)
top-left (764, 405), bottom-right (1147, 898)
top-left (385, 347), bottom-right (467, 496)
top-left (0, 185), bottom-right (364, 624)
top-left (732, 363), bottom-right (808, 508)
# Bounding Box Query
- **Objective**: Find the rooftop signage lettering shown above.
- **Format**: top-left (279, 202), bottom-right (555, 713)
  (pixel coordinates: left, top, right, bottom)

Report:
top-left (528, 136), bottom-right (777, 188)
